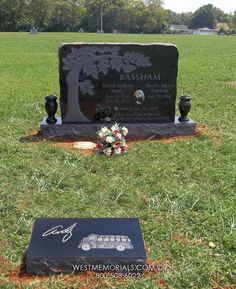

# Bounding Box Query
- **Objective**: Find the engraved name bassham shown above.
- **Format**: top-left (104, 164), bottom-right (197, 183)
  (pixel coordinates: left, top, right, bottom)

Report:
top-left (120, 73), bottom-right (161, 81)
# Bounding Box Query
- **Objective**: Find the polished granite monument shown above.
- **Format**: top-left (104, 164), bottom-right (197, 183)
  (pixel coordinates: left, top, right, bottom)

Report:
top-left (41, 43), bottom-right (196, 138)
top-left (25, 218), bottom-right (146, 275)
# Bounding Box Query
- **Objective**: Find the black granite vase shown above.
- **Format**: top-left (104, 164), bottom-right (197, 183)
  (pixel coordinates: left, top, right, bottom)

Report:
top-left (45, 95), bottom-right (58, 124)
top-left (178, 95), bottom-right (191, 122)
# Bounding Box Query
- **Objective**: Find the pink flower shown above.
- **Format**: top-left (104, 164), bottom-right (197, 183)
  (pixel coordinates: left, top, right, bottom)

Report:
top-left (116, 133), bottom-right (122, 139)
top-left (121, 146), bottom-right (127, 152)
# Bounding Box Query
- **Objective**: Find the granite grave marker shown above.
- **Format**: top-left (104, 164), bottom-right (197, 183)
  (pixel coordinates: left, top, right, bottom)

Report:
top-left (41, 42), bottom-right (196, 138)
top-left (25, 218), bottom-right (146, 275)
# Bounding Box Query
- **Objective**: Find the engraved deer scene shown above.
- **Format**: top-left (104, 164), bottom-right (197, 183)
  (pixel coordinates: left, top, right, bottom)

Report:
top-left (62, 46), bottom-right (152, 123)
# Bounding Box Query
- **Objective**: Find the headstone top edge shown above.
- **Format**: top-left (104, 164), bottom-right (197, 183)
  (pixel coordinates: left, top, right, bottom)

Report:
top-left (34, 217), bottom-right (140, 221)
top-left (59, 42), bottom-right (178, 49)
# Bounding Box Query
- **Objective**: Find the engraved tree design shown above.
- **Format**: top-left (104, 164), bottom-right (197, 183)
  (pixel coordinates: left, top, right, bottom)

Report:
top-left (62, 46), bottom-right (152, 122)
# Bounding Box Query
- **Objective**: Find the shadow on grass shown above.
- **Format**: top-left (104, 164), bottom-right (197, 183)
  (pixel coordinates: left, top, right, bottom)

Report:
top-left (19, 130), bottom-right (43, 143)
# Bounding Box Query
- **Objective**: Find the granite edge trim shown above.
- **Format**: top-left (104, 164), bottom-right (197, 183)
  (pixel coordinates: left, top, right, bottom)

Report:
top-left (26, 257), bottom-right (147, 275)
top-left (40, 117), bottom-right (196, 138)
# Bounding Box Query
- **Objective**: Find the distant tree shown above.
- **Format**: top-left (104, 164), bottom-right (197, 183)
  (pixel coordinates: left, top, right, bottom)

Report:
top-left (101, 0), bottom-right (127, 32)
top-left (144, 0), bottom-right (163, 9)
top-left (120, 0), bottom-right (148, 33)
top-left (180, 12), bottom-right (192, 26)
top-left (190, 4), bottom-right (226, 29)
top-left (143, 0), bottom-right (167, 33)
top-left (229, 27), bottom-right (236, 34)
top-left (48, 0), bottom-right (83, 32)
top-left (143, 17), bottom-right (157, 33)
top-left (213, 7), bottom-right (228, 23)
top-left (81, 0), bottom-right (105, 32)
top-left (26, 0), bottom-right (51, 30)
top-left (231, 12), bottom-right (236, 28)
top-left (190, 4), bottom-right (216, 29)
top-left (0, 0), bottom-right (232, 33)
top-left (82, 0), bottom-right (128, 32)
top-left (153, 8), bottom-right (167, 33)
top-left (166, 10), bottom-right (192, 27)
top-left (166, 10), bottom-right (181, 25)
top-left (0, 0), bottom-right (28, 31)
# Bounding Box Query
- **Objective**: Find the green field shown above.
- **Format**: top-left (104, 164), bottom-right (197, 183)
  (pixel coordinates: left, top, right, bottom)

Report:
top-left (0, 33), bottom-right (236, 289)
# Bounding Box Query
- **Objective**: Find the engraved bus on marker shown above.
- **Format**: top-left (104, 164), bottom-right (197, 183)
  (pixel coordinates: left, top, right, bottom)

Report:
top-left (78, 234), bottom-right (134, 251)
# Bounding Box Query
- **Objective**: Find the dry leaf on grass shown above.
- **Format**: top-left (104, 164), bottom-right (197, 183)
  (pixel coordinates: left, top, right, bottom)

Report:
top-left (208, 241), bottom-right (216, 248)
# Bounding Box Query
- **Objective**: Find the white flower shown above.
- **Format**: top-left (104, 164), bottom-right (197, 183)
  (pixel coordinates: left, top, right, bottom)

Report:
top-left (98, 131), bottom-right (104, 138)
top-left (111, 125), bottom-right (118, 132)
top-left (106, 136), bottom-right (114, 143)
top-left (101, 127), bottom-right (108, 133)
top-left (121, 127), bottom-right (128, 136)
top-left (114, 147), bottom-right (121, 155)
top-left (104, 147), bottom-right (112, 156)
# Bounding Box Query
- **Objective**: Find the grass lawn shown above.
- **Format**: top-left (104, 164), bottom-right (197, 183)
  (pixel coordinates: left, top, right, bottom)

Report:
top-left (0, 32), bottom-right (235, 289)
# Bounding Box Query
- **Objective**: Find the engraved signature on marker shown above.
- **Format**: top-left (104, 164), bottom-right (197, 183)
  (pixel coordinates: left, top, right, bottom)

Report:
top-left (42, 223), bottom-right (77, 243)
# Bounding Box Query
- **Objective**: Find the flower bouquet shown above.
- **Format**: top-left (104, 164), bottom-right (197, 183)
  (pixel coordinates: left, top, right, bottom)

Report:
top-left (96, 123), bottom-right (128, 156)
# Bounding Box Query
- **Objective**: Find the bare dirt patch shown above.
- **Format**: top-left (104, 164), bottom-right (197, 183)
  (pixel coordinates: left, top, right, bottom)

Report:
top-left (228, 80), bottom-right (236, 89)
top-left (172, 234), bottom-right (203, 245)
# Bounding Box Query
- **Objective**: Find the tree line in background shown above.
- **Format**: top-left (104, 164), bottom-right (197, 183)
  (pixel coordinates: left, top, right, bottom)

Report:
top-left (0, 0), bottom-right (236, 33)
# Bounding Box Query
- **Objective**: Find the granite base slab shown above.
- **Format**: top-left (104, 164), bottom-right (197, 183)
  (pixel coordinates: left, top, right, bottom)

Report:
top-left (40, 117), bottom-right (196, 139)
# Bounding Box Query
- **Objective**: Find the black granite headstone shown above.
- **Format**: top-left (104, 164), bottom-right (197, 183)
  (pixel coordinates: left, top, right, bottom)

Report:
top-left (59, 43), bottom-right (178, 124)
top-left (26, 218), bottom-right (146, 275)
top-left (40, 42), bottom-right (196, 138)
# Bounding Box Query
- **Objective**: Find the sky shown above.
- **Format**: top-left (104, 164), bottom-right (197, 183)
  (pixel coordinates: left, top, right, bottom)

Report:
top-left (163, 0), bottom-right (236, 14)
